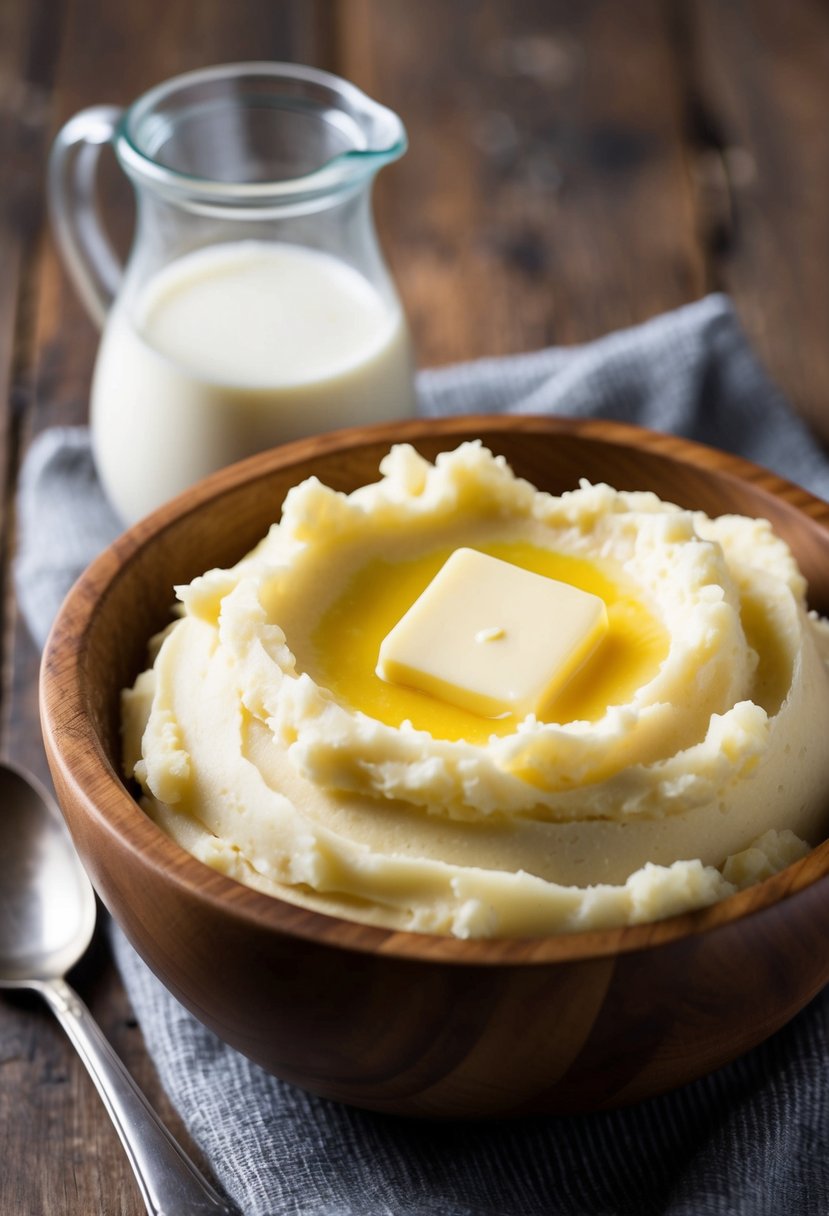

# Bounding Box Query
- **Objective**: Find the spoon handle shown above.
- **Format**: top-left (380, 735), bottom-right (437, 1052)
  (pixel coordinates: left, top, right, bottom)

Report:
top-left (39, 977), bottom-right (237, 1215)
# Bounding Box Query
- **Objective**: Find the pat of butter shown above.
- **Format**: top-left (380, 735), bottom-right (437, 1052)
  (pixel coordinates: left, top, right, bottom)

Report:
top-left (376, 548), bottom-right (609, 719)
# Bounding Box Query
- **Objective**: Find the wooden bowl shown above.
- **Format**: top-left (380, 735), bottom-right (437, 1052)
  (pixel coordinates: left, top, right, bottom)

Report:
top-left (40, 416), bottom-right (829, 1117)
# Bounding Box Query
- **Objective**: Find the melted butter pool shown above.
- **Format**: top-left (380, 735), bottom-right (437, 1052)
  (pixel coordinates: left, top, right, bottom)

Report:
top-left (310, 541), bottom-right (669, 744)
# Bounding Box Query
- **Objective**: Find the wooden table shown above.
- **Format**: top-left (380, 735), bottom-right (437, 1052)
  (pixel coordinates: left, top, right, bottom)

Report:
top-left (2, 1), bottom-right (828, 1210)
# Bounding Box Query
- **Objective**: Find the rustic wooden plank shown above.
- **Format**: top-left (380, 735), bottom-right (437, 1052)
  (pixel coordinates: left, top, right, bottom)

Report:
top-left (0, 0), bottom-right (25, 480)
top-left (687, 0), bottom-right (829, 445)
top-left (0, 2), bottom-right (67, 1200)
top-left (334, 0), bottom-right (707, 369)
top-left (0, 0), bottom-right (59, 777)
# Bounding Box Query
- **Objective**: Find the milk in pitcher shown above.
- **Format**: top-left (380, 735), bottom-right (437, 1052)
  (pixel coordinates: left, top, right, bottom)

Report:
top-left (91, 241), bottom-right (415, 523)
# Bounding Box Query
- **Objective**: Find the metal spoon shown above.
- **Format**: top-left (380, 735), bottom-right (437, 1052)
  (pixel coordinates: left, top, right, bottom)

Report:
top-left (0, 761), bottom-right (237, 1215)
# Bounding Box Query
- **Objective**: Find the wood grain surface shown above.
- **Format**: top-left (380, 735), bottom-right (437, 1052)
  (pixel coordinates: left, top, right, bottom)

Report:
top-left (2, 0), bottom-right (829, 1210)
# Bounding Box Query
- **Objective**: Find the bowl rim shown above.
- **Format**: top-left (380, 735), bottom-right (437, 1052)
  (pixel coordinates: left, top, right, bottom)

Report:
top-left (40, 413), bottom-right (829, 966)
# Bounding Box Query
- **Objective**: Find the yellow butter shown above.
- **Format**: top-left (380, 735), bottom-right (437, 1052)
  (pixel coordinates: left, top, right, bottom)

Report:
top-left (376, 547), bottom-right (609, 719)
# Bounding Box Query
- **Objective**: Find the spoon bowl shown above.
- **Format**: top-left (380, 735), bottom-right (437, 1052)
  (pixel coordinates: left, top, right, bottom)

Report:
top-left (0, 760), bottom-right (234, 1215)
top-left (0, 763), bottom-right (95, 985)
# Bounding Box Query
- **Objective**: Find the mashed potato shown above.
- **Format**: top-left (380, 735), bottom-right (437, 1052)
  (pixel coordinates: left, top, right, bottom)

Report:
top-left (122, 442), bottom-right (829, 937)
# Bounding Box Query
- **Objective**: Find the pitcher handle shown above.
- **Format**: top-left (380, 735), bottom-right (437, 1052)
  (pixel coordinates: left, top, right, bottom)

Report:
top-left (48, 106), bottom-right (125, 328)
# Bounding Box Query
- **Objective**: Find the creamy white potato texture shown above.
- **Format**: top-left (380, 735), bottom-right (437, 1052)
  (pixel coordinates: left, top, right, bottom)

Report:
top-left (122, 442), bottom-right (829, 937)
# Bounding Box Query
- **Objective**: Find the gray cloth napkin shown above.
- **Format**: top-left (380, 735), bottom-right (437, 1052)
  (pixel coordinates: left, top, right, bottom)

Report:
top-left (15, 294), bottom-right (829, 1216)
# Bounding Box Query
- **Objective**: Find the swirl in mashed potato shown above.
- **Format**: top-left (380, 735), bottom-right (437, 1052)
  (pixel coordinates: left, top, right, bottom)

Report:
top-left (122, 442), bottom-right (829, 937)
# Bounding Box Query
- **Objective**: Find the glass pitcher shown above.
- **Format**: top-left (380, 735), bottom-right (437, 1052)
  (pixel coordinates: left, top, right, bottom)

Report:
top-left (49, 62), bottom-right (416, 524)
